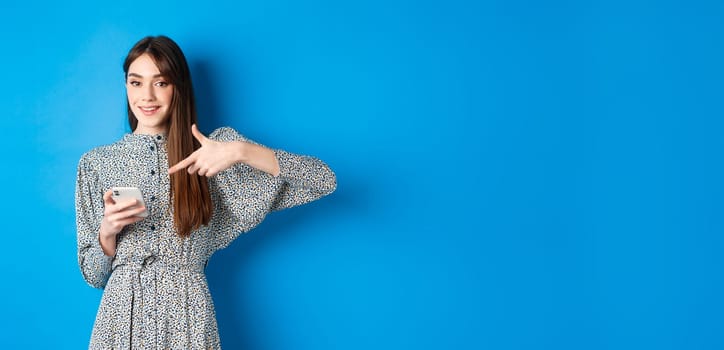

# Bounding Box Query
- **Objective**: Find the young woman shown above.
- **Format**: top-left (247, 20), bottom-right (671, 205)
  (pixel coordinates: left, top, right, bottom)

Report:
top-left (76, 35), bottom-right (336, 349)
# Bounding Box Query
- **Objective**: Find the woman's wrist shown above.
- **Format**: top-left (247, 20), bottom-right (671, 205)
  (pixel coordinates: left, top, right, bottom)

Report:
top-left (98, 230), bottom-right (117, 257)
top-left (229, 140), bottom-right (280, 176)
top-left (232, 141), bottom-right (248, 164)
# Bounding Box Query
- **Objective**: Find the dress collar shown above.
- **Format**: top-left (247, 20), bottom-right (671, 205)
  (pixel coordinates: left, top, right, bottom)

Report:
top-left (123, 133), bottom-right (167, 144)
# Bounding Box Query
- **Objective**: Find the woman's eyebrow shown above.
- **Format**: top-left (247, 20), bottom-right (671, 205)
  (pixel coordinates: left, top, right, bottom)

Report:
top-left (127, 73), bottom-right (164, 78)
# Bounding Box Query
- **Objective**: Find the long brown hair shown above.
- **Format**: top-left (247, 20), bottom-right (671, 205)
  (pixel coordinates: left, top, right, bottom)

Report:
top-left (123, 35), bottom-right (212, 237)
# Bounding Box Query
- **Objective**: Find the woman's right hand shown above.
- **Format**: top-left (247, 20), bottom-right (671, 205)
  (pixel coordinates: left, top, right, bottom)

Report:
top-left (99, 189), bottom-right (146, 256)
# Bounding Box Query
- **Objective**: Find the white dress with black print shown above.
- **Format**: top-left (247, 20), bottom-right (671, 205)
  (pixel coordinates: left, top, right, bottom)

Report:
top-left (76, 127), bottom-right (336, 349)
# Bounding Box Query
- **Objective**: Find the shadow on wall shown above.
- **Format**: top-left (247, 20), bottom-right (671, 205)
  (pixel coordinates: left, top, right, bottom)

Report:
top-left (206, 179), bottom-right (361, 348)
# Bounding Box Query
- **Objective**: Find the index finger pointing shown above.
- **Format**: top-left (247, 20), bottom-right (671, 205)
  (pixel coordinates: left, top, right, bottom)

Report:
top-left (168, 153), bottom-right (197, 175)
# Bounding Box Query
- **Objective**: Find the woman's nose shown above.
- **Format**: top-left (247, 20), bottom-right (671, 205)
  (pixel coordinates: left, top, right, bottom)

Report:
top-left (141, 86), bottom-right (156, 101)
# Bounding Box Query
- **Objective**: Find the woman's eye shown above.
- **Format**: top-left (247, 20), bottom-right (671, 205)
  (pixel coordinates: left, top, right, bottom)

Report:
top-left (129, 81), bottom-right (141, 87)
top-left (155, 81), bottom-right (169, 87)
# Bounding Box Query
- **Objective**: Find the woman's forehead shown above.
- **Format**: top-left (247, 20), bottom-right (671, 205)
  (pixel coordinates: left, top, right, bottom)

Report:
top-left (127, 54), bottom-right (162, 77)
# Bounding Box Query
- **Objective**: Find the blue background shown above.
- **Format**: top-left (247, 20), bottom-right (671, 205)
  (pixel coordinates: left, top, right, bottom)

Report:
top-left (1, 0), bottom-right (722, 349)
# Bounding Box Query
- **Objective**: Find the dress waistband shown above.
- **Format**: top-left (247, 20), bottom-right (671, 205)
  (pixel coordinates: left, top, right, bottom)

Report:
top-left (112, 253), bottom-right (206, 274)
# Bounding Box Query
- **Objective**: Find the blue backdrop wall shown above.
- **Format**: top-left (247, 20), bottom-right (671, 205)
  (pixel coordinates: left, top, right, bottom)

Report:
top-left (1, 0), bottom-right (723, 349)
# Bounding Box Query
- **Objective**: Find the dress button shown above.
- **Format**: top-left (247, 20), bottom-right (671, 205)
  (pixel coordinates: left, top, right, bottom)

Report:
top-left (150, 225), bottom-right (156, 231)
top-left (150, 170), bottom-right (156, 175)
top-left (156, 135), bottom-right (162, 140)
top-left (150, 146), bottom-right (155, 151)
top-left (150, 195), bottom-right (156, 201)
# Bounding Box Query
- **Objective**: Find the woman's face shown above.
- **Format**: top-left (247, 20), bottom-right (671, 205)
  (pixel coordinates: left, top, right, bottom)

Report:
top-left (126, 54), bottom-right (174, 134)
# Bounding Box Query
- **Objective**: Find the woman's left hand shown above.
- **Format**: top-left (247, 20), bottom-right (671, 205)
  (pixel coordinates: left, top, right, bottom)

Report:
top-left (168, 124), bottom-right (242, 177)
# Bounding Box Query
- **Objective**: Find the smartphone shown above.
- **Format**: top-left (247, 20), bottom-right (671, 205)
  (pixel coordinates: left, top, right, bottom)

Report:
top-left (111, 187), bottom-right (149, 218)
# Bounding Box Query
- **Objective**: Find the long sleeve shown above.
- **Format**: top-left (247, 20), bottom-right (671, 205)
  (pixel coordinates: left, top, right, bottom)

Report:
top-left (76, 154), bottom-right (112, 289)
top-left (270, 148), bottom-right (337, 211)
top-left (207, 127), bottom-right (336, 250)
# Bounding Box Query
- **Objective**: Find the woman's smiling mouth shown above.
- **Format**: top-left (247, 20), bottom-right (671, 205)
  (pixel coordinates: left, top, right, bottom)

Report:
top-left (139, 106), bottom-right (160, 115)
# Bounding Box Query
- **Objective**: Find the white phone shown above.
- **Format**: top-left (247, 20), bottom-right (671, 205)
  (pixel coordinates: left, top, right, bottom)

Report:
top-left (111, 187), bottom-right (149, 218)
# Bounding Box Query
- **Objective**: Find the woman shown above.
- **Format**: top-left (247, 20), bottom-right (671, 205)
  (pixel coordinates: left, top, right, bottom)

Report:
top-left (76, 35), bottom-right (336, 349)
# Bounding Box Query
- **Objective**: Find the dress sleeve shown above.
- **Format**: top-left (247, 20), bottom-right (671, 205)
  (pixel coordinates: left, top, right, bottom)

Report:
top-left (207, 127), bottom-right (337, 250)
top-left (75, 154), bottom-right (112, 289)
top-left (271, 148), bottom-right (337, 211)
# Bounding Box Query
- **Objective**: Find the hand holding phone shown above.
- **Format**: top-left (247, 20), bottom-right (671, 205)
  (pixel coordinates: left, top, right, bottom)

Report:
top-left (110, 187), bottom-right (149, 218)
top-left (99, 187), bottom-right (149, 256)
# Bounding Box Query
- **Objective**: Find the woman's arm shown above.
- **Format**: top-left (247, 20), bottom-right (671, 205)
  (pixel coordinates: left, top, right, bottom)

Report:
top-left (168, 125), bottom-right (336, 209)
top-left (76, 156), bottom-right (113, 288)
top-left (186, 126), bottom-right (336, 250)
top-left (232, 141), bottom-right (280, 177)
top-left (168, 124), bottom-right (279, 177)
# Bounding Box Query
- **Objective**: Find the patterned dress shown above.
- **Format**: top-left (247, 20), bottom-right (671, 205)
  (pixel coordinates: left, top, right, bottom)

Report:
top-left (76, 127), bottom-right (336, 349)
